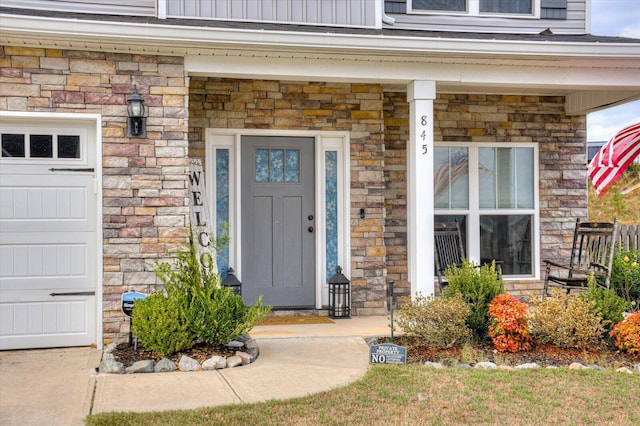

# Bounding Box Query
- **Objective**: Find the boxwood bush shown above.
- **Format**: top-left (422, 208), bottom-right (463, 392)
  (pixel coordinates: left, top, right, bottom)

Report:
top-left (396, 293), bottom-right (471, 349)
top-left (528, 292), bottom-right (604, 350)
top-left (132, 232), bottom-right (270, 357)
top-left (442, 260), bottom-right (504, 342)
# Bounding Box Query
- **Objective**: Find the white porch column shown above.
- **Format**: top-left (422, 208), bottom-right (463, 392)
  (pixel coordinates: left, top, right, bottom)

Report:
top-left (407, 81), bottom-right (436, 297)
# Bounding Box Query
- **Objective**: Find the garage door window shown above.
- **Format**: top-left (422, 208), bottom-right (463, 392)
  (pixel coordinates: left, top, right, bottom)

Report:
top-left (1, 133), bottom-right (80, 159)
top-left (1, 134), bottom-right (25, 157)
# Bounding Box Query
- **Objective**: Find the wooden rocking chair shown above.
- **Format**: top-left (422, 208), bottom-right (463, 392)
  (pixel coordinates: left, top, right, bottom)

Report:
top-left (542, 218), bottom-right (619, 298)
top-left (434, 221), bottom-right (502, 293)
top-left (434, 222), bottom-right (466, 293)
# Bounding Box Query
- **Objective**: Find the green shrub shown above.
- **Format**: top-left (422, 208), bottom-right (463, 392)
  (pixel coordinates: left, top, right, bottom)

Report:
top-left (579, 276), bottom-right (629, 330)
top-left (610, 247), bottom-right (640, 311)
top-left (132, 231), bottom-right (271, 356)
top-left (529, 292), bottom-right (605, 350)
top-left (441, 260), bottom-right (504, 342)
top-left (131, 293), bottom-right (192, 358)
top-left (396, 293), bottom-right (471, 349)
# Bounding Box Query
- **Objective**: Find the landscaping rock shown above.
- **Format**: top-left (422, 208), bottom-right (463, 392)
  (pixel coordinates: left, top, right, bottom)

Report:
top-left (235, 334), bottom-right (253, 344)
top-left (475, 362), bottom-right (497, 370)
top-left (635, 364), bottom-right (640, 374)
top-left (226, 340), bottom-right (244, 349)
top-left (569, 362), bottom-right (587, 370)
top-left (244, 338), bottom-right (260, 359)
top-left (616, 367), bottom-right (633, 374)
top-left (178, 356), bottom-right (200, 372)
top-left (236, 351), bottom-right (253, 365)
top-left (99, 354), bottom-right (124, 374)
top-left (424, 361), bottom-right (443, 369)
top-left (154, 358), bottom-right (177, 373)
top-left (202, 356), bottom-right (227, 370)
top-left (226, 356), bottom-right (243, 368)
top-left (99, 338), bottom-right (261, 374)
top-left (455, 363), bottom-right (472, 369)
top-left (364, 337), bottom-right (379, 346)
top-left (126, 360), bottom-right (154, 374)
top-left (515, 363), bottom-right (540, 370)
top-left (499, 365), bottom-right (514, 371)
top-left (587, 364), bottom-right (605, 371)
top-left (103, 342), bottom-right (118, 354)
top-left (546, 366), bottom-right (559, 369)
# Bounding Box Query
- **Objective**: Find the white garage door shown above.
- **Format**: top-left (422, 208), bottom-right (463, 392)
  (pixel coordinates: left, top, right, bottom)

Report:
top-left (0, 118), bottom-right (97, 350)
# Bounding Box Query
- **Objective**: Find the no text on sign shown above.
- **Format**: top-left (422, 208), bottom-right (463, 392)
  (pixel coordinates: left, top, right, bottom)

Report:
top-left (370, 343), bottom-right (407, 365)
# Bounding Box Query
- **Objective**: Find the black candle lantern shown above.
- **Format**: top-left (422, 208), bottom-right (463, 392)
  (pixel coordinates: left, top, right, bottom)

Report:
top-left (328, 266), bottom-right (351, 318)
top-left (127, 86), bottom-right (146, 138)
top-left (221, 267), bottom-right (242, 296)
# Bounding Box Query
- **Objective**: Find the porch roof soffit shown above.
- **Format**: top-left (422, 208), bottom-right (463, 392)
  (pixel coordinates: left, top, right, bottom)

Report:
top-left (2, 11), bottom-right (639, 62)
top-left (2, 11), bottom-right (639, 111)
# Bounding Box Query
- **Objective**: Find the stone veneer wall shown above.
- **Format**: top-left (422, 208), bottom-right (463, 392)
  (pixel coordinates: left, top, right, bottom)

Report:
top-left (189, 78), bottom-right (388, 315)
top-left (0, 46), bottom-right (190, 343)
top-left (383, 92), bottom-right (587, 297)
top-left (383, 91), bottom-right (410, 303)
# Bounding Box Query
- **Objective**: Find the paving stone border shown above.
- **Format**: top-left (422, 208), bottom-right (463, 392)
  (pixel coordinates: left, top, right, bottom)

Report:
top-left (98, 334), bottom-right (259, 374)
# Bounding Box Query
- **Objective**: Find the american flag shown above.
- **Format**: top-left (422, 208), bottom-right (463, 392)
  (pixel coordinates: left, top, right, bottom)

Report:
top-left (587, 122), bottom-right (640, 197)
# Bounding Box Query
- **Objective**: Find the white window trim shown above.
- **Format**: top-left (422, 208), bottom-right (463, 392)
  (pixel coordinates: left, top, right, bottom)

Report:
top-left (205, 129), bottom-right (351, 309)
top-left (408, 0), bottom-right (541, 19)
top-left (434, 141), bottom-right (540, 281)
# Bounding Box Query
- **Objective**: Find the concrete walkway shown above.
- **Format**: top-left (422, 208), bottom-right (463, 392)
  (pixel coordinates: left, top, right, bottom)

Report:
top-left (0, 347), bottom-right (102, 426)
top-left (0, 316), bottom-right (391, 424)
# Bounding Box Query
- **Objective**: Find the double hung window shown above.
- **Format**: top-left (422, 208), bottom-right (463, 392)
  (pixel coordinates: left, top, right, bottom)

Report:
top-left (411, 0), bottom-right (535, 16)
top-left (434, 143), bottom-right (538, 277)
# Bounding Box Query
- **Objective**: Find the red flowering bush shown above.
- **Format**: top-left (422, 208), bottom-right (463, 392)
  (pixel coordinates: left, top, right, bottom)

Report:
top-left (488, 293), bottom-right (531, 353)
top-left (610, 311), bottom-right (640, 355)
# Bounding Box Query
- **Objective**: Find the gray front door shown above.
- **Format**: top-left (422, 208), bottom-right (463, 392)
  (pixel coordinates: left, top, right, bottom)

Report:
top-left (241, 136), bottom-right (315, 307)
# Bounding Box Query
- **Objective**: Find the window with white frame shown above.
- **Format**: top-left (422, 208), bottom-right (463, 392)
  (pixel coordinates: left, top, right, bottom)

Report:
top-left (411, 0), bottom-right (537, 16)
top-left (434, 143), bottom-right (538, 277)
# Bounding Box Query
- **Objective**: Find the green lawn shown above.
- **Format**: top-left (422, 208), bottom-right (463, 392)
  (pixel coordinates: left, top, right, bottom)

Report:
top-left (87, 365), bottom-right (639, 426)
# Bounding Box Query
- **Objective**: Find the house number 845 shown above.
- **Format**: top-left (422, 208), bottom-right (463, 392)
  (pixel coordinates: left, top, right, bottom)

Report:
top-left (420, 115), bottom-right (428, 155)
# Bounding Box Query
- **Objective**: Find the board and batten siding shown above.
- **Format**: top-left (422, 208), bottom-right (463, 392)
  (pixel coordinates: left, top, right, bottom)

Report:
top-left (385, 0), bottom-right (587, 34)
top-left (2, 0), bottom-right (156, 16)
top-left (167, 0), bottom-right (377, 28)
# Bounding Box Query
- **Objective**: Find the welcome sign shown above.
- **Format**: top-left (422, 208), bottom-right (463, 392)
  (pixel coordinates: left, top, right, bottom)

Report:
top-left (188, 158), bottom-right (217, 273)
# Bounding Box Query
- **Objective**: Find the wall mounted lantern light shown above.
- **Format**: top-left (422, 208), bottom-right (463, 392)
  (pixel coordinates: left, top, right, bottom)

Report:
top-left (127, 86), bottom-right (146, 138)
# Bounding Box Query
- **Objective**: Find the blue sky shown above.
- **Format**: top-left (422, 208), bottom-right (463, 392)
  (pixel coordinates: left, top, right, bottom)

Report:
top-left (587, 0), bottom-right (640, 142)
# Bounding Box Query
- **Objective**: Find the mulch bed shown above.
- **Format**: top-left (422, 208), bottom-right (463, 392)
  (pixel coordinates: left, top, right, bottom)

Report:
top-left (111, 335), bottom-right (639, 370)
top-left (111, 341), bottom-right (237, 367)
top-left (394, 335), bottom-right (640, 368)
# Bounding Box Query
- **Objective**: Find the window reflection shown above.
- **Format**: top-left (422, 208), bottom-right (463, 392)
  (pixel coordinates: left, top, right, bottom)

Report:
top-left (480, 215), bottom-right (532, 275)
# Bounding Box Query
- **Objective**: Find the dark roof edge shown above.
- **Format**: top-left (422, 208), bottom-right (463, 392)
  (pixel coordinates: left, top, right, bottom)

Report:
top-left (2, 6), bottom-right (639, 44)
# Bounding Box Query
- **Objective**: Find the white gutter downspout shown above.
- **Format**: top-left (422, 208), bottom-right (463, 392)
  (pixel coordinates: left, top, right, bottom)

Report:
top-left (585, 0), bottom-right (592, 34)
top-left (157, 0), bottom-right (167, 19)
top-left (378, 0), bottom-right (396, 28)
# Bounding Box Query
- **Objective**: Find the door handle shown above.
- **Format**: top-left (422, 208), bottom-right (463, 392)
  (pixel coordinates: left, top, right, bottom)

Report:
top-left (50, 291), bottom-right (95, 296)
top-left (308, 226), bottom-right (314, 233)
